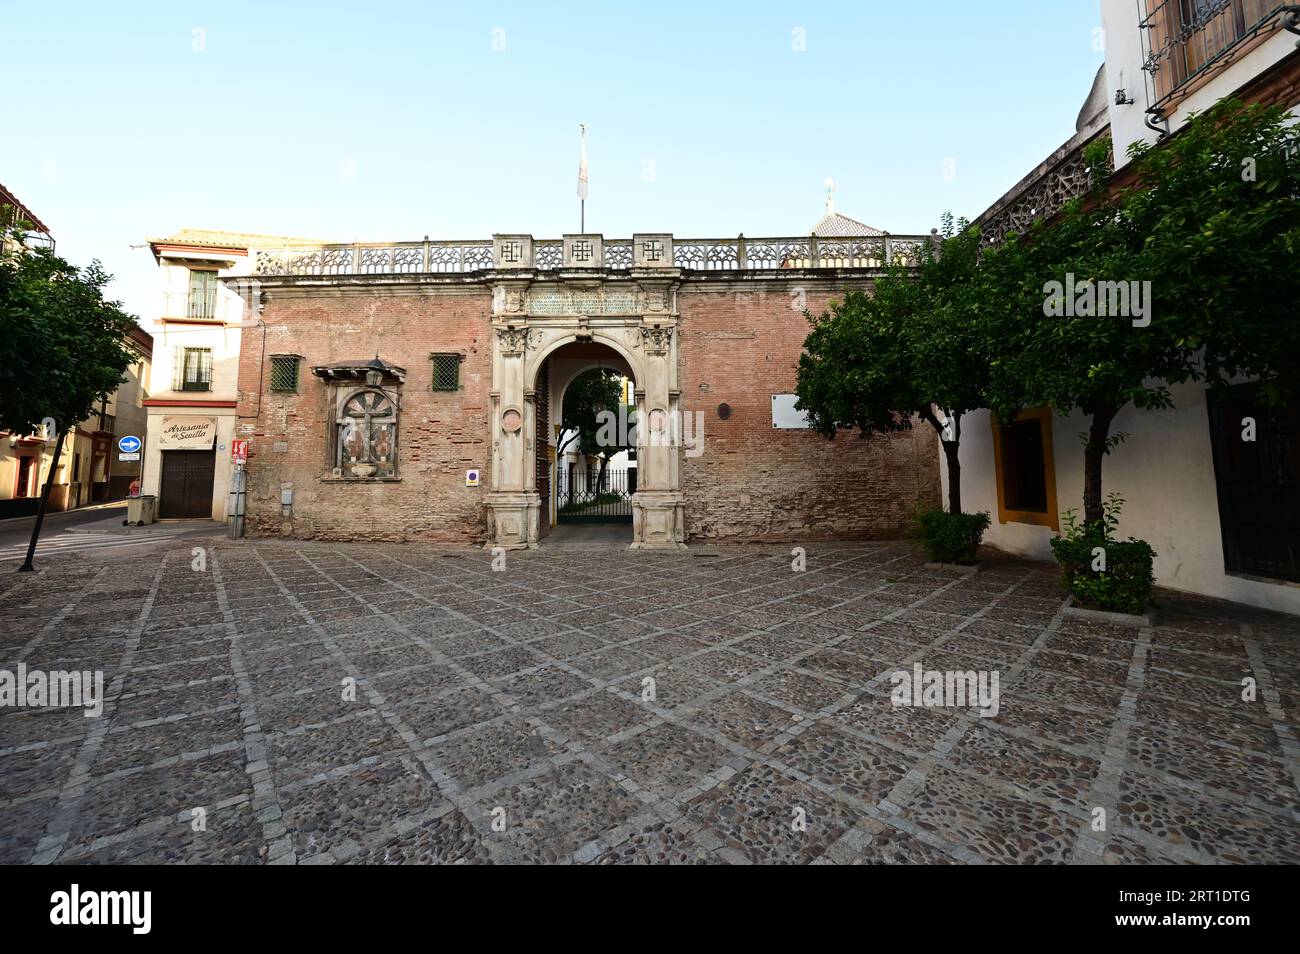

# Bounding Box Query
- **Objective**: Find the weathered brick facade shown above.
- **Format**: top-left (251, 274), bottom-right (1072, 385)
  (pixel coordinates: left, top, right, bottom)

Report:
top-left (236, 287), bottom-right (494, 543)
top-left (677, 280), bottom-right (939, 540)
top-left (233, 237), bottom-right (940, 545)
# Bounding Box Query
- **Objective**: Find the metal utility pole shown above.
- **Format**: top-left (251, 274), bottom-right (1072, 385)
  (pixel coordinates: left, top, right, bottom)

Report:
top-left (228, 463), bottom-right (246, 539)
top-left (19, 427), bottom-right (65, 572)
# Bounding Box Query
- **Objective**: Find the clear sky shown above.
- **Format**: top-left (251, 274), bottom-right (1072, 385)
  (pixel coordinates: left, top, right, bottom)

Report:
top-left (1, 1), bottom-right (1104, 321)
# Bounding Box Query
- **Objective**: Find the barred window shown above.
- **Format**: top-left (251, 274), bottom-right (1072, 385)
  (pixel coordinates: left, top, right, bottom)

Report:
top-left (431, 353), bottom-right (461, 391)
top-left (174, 347), bottom-right (213, 392)
top-left (270, 354), bottom-right (300, 393)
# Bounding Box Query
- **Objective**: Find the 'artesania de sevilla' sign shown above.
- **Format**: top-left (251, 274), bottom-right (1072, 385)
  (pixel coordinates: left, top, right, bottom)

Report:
top-left (158, 417), bottom-right (217, 449)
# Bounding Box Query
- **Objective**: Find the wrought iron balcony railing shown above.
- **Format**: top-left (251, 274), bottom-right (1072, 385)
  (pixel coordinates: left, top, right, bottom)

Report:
top-left (249, 233), bottom-right (932, 278)
top-left (1140, 1), bottom-right (1300, 118)
top-left (161, 291), bottom-right (221, 321)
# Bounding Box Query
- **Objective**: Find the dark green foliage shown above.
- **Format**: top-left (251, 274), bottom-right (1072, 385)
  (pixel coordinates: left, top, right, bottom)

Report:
top-left (1050, 496), bottom-right (1156, 615)
top-left (0, 220), bottom-right (139, 436)
top-left (795, 213), bottom-right (991, 513)
top-left (915, 508), bottom-right (991, 565)
top-left (985, 99), bottom-right (1300, 522)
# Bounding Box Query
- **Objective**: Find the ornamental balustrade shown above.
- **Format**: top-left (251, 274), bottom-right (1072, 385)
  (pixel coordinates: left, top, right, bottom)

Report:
top-left (250, 233), bottom-right (932, 277)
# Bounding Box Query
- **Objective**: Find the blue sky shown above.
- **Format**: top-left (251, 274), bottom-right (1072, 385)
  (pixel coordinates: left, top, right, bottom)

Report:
top-left (1, 1), bottom-right (1104, 320)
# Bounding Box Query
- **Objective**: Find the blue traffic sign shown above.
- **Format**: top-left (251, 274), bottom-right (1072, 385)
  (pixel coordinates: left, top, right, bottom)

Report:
top-left (118, 435), bottom-right (142, 454)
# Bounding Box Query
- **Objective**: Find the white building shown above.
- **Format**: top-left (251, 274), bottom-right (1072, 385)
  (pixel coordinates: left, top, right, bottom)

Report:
top-left (141, 230), bottom-right (264, 520)
top-left (955, 2), bottom-right (1300, 614)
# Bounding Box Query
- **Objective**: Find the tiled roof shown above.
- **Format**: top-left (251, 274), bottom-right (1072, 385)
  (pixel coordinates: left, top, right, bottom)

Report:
top-left (810, 211), bottom-right (887, 237)
top-left (0, 181), bottom-right (51, 235)
top-left (147, 228), bottom-right (327, 249)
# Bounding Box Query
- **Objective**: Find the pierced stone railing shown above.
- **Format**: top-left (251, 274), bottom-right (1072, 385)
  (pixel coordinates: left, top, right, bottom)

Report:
top-left (250, 234), bottom-right (931, 277)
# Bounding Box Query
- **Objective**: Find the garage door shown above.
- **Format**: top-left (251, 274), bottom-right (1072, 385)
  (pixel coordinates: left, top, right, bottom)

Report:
top-left (159, 449), bottom-right (216, 519)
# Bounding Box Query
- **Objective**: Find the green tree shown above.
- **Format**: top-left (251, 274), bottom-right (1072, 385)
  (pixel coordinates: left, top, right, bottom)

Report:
top-left (987, 99), bottom-right (1300, 525)
top-left (558, 368), bottom-right (631, 491)
top-left (796, 215), bottom-right (991, 513)
top-left (0, 217), bottom-right (138, 570)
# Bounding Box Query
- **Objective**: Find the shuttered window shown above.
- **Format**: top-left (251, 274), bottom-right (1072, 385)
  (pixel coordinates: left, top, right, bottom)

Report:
top-left (188, 270), bottom-right (218, 320)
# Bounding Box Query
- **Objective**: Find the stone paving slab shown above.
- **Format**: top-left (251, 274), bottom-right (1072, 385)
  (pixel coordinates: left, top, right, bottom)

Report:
top-left (1, 538), bottom-right (1297, 865)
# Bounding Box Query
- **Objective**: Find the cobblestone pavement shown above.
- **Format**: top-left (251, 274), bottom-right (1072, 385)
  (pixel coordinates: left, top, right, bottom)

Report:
top-left (1, 539), bottom-right (1297, 864)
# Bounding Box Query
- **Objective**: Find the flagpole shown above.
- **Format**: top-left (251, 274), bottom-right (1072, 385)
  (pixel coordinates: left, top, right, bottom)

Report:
top-left (578, 123), bottom-right (588, 233)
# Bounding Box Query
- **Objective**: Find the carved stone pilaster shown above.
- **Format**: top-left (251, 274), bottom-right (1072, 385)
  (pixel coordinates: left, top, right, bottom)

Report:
top-left (497, 326), bottom-right (540, 357)
top-left (640, 324), bottom-right (673, 355)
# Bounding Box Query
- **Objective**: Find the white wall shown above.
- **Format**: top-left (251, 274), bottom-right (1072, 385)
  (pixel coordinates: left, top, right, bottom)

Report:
top-left (946, 382), bottom-right (1300, 614)
top-left (1102, 0), bottom-right (1300, 168)
top-left (147, 260), bottom-right (245, 401)
top-left (140, 249), bottom-right (250, 521)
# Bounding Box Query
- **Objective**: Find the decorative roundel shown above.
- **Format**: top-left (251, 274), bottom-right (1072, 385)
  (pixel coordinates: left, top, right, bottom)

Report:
top-left (501, 409), bottom-right (522, 433)
top-left (717, 403), bottom-right (732, 420)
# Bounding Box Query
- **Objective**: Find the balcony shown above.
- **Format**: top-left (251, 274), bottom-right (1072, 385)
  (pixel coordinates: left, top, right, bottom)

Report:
top-left (248, 233), bottom-right (933, 278)
top-left (1140, 1), bottom-right (1300, 112)
top-left (161, 290), bottom-right (221, 321)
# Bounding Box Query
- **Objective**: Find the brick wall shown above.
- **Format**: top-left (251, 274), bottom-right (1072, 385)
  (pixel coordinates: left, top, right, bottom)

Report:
top-left (236, 287), bottom-right (493, 542)
top-left (677, 280), bottom-right (940, 541)
top-left (236, 276), bottom-right (940, 544)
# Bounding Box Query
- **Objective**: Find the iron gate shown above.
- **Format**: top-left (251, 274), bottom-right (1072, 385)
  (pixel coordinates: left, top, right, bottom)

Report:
top-left (557, 466), bottom-right (635, 523)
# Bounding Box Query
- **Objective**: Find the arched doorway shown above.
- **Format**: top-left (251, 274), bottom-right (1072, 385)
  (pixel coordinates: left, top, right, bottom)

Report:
top-left (545, 342), bottom-right (636, 543)
top-left (484, 302), bottom-right (686, 549)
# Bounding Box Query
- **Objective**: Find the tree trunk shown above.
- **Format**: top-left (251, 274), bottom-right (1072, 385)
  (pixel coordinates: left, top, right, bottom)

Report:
top-left (19, 428), bottom-right (66, 573)
top-left (921, 408), bottom-right (962, 514)
top-left (943, 441), bottom-right (962, 514)
top-left (1082, 405), bottom-right (1119, 527)
top-left (596, 455), bottom-right (609, 493)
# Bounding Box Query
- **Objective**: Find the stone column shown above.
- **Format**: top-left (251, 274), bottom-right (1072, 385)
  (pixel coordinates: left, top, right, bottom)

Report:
top-left (486, 324), bottom-right (540, 548)
top-left (484, 237), bottom-right (540, 549)
top-left (629, 252), bottom-right (687, 549)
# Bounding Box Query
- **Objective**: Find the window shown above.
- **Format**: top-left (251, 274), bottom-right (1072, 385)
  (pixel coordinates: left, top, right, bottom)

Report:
top-left (991, 407), bottom-right (1058, 529)
top-left (175, 347), bottom-right (213, 392)
top-left (73, 453), bottom-right (81, 482)
top-left (1206, 382), bottom-right (1300, 582)
top-left (188, 269), bottom-right (219, 320)
top-left (335, 389), bottom-right (398, 478)
top-left (15, 456), bottom-right (33, 498)
top-left (431, 353), bottom-right (461, 391)
top-left (1143, 0), bottom-right (1284, 102)
top-left (270, 355), bottom-right (300, 393)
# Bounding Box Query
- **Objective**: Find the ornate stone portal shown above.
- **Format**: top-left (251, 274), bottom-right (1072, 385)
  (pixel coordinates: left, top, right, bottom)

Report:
top-left (485, 233), bottom-right (686, 549)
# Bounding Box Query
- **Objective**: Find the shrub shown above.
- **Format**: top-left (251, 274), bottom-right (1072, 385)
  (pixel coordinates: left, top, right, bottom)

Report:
top-left (915, 509), bottom-right (991, 565)
top-left (1050, 495), bottom-right (1156, 615)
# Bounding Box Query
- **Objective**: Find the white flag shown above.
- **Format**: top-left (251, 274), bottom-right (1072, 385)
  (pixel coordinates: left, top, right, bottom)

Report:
top-left (577, 123), bottom-right (589, 200)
